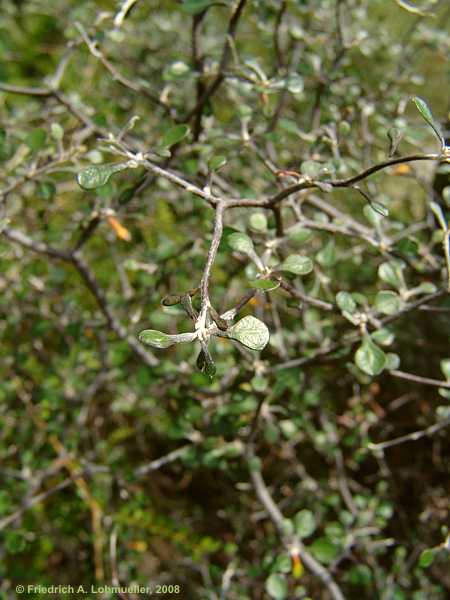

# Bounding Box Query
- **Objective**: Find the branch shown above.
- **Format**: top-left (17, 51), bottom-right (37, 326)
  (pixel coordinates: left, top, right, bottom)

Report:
top-left (199, 202), bottom-right (225, 319)
top-left (247, 447), bottom-right (345, 600)
top-left (368, 417), bottom-right (450, 452)
top-left (185, 0), bottom-right (248, 121)
top-left (389, 369), bottom-right (450, 389)
top-left (2, 228), bottom-right (158, 367)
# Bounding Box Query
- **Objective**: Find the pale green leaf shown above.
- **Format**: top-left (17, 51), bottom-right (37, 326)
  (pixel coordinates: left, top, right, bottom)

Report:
top-left (294, 509), bottom-right (316, 538)
top-left (227, 315), bottom-right (269, 351)
top-left (139, 329), bottom-right (173, 349)
top-left (208, 155), bottom-right (227, 171)
top-left (77, 163), bottom-right (128, 190)
top-left (412, 96), bottom-right (444, 147)
top-left (228, 232), bottom-right (254, 255)
top-left (378, 260), bottom-right (406, 290)
top-left (265, 573), bottom-right (288, 600)
top-left (248, 279), bottom-right (280, 291)
top-left (280, 254), bottom-right (313, 276)
top-left (374, 291), bottom-right (402, 315)
top-left (355, 338), bottom-right (387, 376)
top-left (249, 212), bottom-right (268, 232)
top-left (336, 291), bottom-right (357, 314)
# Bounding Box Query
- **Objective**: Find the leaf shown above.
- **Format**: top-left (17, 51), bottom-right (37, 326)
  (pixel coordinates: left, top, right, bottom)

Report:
top-left (378, 260), bottom-right (406, 290)
top-left (25, 128), bottom-right (46, 151)
top-left (138, 330), bottom-right (174, 349)
top-left (106, 215), bottom-right (132, 241)
top-left (316, 240), bottom-right (337, 267)
top-left (387, 126), bottom-right (403, 156)
top-left (77, 163), bottom-right (128, 190)
top-left (37, 181), bottom-right (56, 201)
top-left (294, 509), bottom-right (316, 539)
top-left (336, 291), bottom-right (357, 314)
top-left (385, 352), bottom-right (401, 370)
top-left (248, 279), bottom-right (280, 291)
top-left (181, 0), bottom-right (212, 14)
top-left (249, 212), bottom-right (268, 232)
top-left (227, 232), bottom-right (254, 255)
top-left (363, 204), bottom-right (386, 226)
top-left (412, 96), bottom-right (444, 147)
top-left (374, 291), bottom-right (402, 315)
top-left (310, 538), bottom-right (339, 564)
top-left (355, 337), bottom-right (387, 376)
top-left (227, 315), bottom-right (269, 351)
top-left (280, 254), bottom-right (313, 276)
top-left (394, 0), bottom-right (433, 16)
top-left (161, 124), bottom-right (190, 149)
top-left (208, 155), bottom-right (227, 171)
top-left (418, 548), bottom-right (435, 568)
top-left (196, 349), bottom-right (216, 379)
top-left (440, 359), bottom-right (450, 381)
top-left (288, 226), bottom-right (313, 244)
top-left (394, 238), bottom-right (419, 257)
top-left (265, 573), bottom-right (288, 600)
top-left (138, 329), bottom-right (197, 349)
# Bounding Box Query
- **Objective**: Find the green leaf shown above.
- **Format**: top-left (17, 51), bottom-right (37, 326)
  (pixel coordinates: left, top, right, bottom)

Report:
top-left (440, 359), bottom-right (450, 381)
top-left (265, 573), bottom-right (288, 600)
top-left (316, 240), bottom-right (337, 267)
top-left (371, 327), bottom-right (395, 346)
top-left (161, 124), bottom-right (190, 149)
top-left (300, 160), bottom-right (321, 178)
top-left (208, 155), bottom-right (227, 171)
top-left (280, 254), bottom-right (313, 276)
top-left (394, 238), bottom-right (419, 257)
top-left (412, 96), bottom-right (444, 147)
top-left (418, 548), bottom-right (435, 568)
top-left (25, 128), bottom-right (47, 151)
top-left (76, 163), bottom-right (129, 190)
top-left (196, 349), bottom-right (216, 379)
top-left (355, 337), bottom-right (387, 376)
top-left (378, 260), bottom-right (406, 290)
top-left (181, 0), bottom-right (212, 14)
top-left (37, 181), bottom-right (56, 201)
top-left (138, 330), bottom-right (174, 349)
top-left (228, 232), bottom-right (254, 255)
top-left (310, 538), bottom-right (339, 564)
top-left (227, 315), bottom-right (269, 351)
top-left (415, 281), bottom-right (437, 294)
top-left (294, 509), bottom-right (316, 538)
top-left (138, 329), bottom-right (197, 349)
top-left (288, 226), bottom-right (313, 244)
top-left (248, 279), bottom-right (280, 291)
top-left (395, 0), bottom-right (432, 16)
top-left (385, 353), bottom-right (401, 370)
top-left (249, 212), bottom-right (268, 232)
top-left (336, 291), bottom-right (357, 314)
top-left (374, 291), bottom-right (402, 315)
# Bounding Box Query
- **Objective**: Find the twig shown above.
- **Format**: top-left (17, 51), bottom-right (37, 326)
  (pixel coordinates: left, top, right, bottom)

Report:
top-left (389, 369), bottom-right (450, 389)
top-left (134, 444), bottom-right (195, 477)
top-left (0, 478), bottom-right (72, 531)
top-left (185, 0), bottom-right (248, 121)
top-left (198, 202), bottom-right (225, 321)
top-left (3, 227), bottom-right (159, 367)
top-left (247, 447), bottom-right (345, 600)
top-left (368, 417), bottom-right (450, 451)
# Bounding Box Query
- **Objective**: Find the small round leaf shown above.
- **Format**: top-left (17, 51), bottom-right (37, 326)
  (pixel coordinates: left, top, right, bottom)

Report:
top-left (355, 338), bottom-right (387, 376)
top-left (280, 254), bottom-right (313, 276)
top-left (228, 315), bottom-right (269, 351)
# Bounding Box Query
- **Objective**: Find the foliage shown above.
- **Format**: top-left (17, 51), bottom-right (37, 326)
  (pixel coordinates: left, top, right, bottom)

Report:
top-left (1, 0), bottom-right (450, 598)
